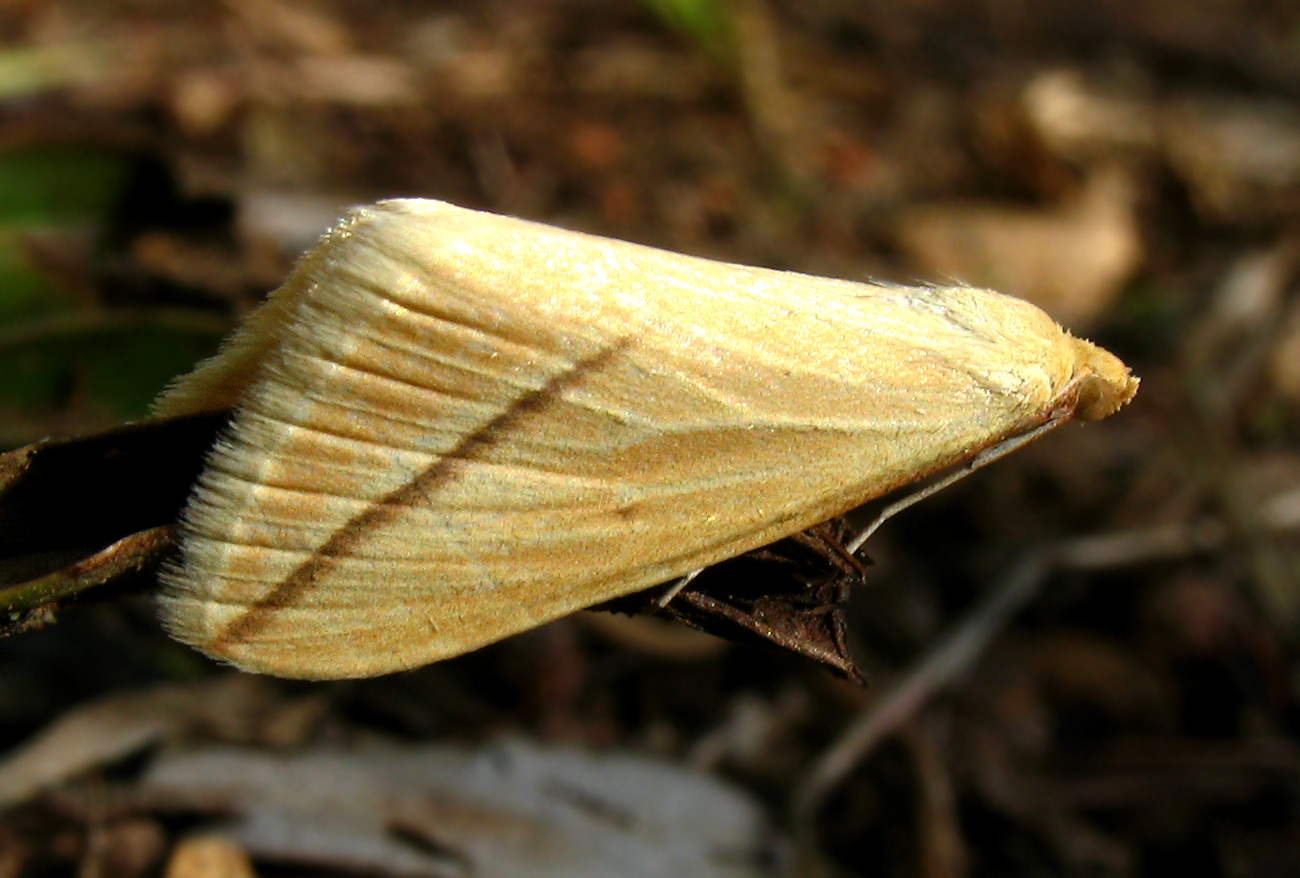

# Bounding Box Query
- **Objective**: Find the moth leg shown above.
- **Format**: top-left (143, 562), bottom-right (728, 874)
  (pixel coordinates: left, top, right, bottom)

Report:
top-left (655, 568), bottom-right (703, 607)
top-left (790, 522), bottom-right (869, 580)
top-left (848, 418), bottom-right (1065, 554)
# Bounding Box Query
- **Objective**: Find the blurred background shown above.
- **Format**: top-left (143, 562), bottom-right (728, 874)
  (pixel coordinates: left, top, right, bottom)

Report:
top-left (0, 0), bottom-right (1298, 875)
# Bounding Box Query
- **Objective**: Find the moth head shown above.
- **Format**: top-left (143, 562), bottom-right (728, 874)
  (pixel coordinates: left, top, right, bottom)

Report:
top-left (1067, 335), bottom-right (1140, 421)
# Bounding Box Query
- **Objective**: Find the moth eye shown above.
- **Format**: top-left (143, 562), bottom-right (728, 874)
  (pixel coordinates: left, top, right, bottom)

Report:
top-left (1074, 374), bottom-right (1117, 421)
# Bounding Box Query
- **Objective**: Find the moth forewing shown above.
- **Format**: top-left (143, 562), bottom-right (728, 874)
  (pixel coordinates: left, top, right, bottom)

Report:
top-left (155, 199), bottom-right (1138, 679)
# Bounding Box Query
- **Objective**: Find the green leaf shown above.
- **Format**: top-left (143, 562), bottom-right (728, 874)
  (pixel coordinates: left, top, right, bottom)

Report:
top-left (0, 148), bottom-right (127, 227)
top-left (641, 0), bottom-right (729, 56)
top-left (0, 311), bottom-right (228, 440)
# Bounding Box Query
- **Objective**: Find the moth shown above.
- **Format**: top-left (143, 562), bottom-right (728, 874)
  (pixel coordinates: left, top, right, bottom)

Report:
top-left (154, 199), bottom-right (1138, 679)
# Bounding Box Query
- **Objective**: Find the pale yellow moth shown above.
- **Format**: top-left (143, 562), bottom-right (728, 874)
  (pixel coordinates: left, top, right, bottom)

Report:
top-left (153, 198), bottom-right (1138, 679)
